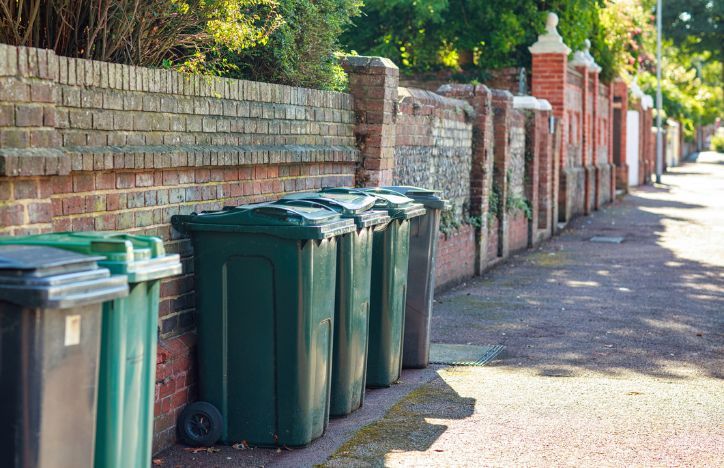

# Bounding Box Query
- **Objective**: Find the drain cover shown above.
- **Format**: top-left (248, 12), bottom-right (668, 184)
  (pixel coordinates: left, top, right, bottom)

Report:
top-left (429, 343), bottom-right (505, 366)
top-left (589, 236), bottom-right (624, 244)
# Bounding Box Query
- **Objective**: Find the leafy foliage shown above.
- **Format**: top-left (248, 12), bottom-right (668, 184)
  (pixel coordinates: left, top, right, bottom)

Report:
top-left (214, 0), bottom-right (362, 90)
top-left (661, 0), bottom-right (723, 63)
top-left (343, 0), bottom-right (613, 78)
top-left (0, 0), bottom-right (281, 67)
top-left (637, 45), bottom-right (723, 140)
top-left (0, 0), bottom-right (359, 91)
top-left (711, 133), bottom-right (724, 153)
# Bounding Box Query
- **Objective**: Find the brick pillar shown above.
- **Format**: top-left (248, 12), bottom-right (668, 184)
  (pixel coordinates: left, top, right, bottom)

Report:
top-left (341, 56), bottom-right (399, 187)
top-left (438, 83), bottom-right (494, 274)
top-left (0, 44), bottom-right (64, 177)
top-left (491, 90), bottom-right (514, 260)
top-left (570, 38), bottom-right (602, 214)
top-left (591, 70), bottom-right (601, 210)
top-left (513, 96), bottom-right (541, 247)
top-left (612, 79), bottom-right (628, 192)
top-left (578, 65), bottom-right (593, 213)
top-left (608, 82), bottom-right (616, 201)
top-left (529, 13), bottom-right (571, 224)
top-left (535, 100), bottom-right (557, 238)
top-left (0, 45), bottom-right (62, 234)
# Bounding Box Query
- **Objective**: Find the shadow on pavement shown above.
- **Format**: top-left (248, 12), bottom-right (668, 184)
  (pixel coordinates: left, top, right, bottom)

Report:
top-left (323, 374), bottom-right (475, 467)
top-left (431, 159), bottom-right (724, 382)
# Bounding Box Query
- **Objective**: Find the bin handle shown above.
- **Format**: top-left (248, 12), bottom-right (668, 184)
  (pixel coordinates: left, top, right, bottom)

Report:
top-left (321, 187), bottom-right (368, 196)
top-left (250, 205), bottom-right (332, 223)
top-left (363, 187), bottom-right (407, 197)
top-left (273, 199), bottom-right (338, 213)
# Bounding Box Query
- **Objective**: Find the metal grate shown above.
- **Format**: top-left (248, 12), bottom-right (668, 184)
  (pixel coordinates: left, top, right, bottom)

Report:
top-left (429, 343), bottom-right (505, 366)
top-left (589, 236), bottom-right (624, 244)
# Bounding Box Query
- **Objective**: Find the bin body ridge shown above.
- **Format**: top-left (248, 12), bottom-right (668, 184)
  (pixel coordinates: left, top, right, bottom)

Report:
top-left (0, 303), bottom-right (102, 468)
top-left (192, 232), bottom-right (337, 446)
top-left (330, 229), bottom-right (374, 415)
top-left (402, 207), bottom-right (442, 367)
top-left (366, 218), bottom-right (411, 387)
top-left (95, 279), bottom-right (161, 468)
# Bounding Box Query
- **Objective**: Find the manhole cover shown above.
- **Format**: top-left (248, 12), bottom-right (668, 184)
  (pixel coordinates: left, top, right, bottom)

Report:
top-left (429, 343), bottom-right (505, 366)
top-left (589, 236), bottom-right (624, 244)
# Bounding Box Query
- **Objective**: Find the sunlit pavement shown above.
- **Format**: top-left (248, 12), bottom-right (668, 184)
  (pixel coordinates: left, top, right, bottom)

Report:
top-left (325, 152), bottom-right (724, 467)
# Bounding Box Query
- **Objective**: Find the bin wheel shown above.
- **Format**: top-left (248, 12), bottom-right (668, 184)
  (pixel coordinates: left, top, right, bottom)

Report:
top-left (178, 401), bottom-right (223, 447)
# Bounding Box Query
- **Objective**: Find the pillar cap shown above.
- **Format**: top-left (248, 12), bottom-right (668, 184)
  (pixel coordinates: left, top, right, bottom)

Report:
top-left (570, 39), bottom-right (602, 72)
top-left (340, 55), bottom-right (398, 71)
top-left (537, 99), bottom-right (553, 111)
top-left (529, 12), bottom-right (571, 55)
top-left (513, 95), bottom-right (541, 110)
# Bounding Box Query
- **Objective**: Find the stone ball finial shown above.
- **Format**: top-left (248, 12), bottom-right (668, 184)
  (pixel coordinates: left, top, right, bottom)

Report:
top-left (546, 12), bottom-right (559, 32)
top-left (529, 11), bottom-right (570, 54)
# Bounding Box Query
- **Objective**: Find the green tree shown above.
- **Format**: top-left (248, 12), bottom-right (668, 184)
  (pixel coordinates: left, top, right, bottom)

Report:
top-left (221, 0), bottom-right (362, 90)
top-left (662, 0), bottom-right (723, 58)
top-left (661, 0), bottom-right (723, 84)
top-left (342, 0), bottom-right (614, 79)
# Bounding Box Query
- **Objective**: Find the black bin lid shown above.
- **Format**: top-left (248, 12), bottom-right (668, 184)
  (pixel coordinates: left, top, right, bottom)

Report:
top-left (0, 245), bottom-right (128, 309)
top-left (0, 245), bottom-right (104, 278)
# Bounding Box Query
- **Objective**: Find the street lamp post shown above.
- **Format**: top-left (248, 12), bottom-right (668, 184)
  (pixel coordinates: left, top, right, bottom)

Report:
top-left (655, 0), bottom-right (663, 184)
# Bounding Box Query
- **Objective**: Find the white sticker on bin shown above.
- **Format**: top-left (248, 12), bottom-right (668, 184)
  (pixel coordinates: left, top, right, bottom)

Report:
top-left (64, 315), bottom-right (81, 346)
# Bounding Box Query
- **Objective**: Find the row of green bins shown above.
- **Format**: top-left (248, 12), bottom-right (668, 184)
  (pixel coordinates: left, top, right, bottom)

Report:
top-left (0, 233), bottom-right (182, 468)
top-left (383, 186), bottom-right (449, 369)
top-left (281, 191), bottom-right (391, 416)
top-left (171, 203), bottom-right (356, 447)
top-left (322, 188), bottom-right (426, 387)
top-left (0, 245), bottom-right (128, 468)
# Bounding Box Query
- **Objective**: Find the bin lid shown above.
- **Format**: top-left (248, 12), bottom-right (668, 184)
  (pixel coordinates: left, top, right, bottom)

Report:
top-left (0, 245), bottom-right (128, 309)
top-left (322, 187), bottom-right (426, 220)
top-left (172, 203), bottom-right (356, 240)
top-left (280, 192), bottom-right (391, 228)
top-left (382, 186), bottom-right (451, 210)
top-left (0, 233), bottom-right (182, 283)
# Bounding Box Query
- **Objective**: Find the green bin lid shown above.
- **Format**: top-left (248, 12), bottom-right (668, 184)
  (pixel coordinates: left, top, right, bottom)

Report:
top-left (172, 203), bottom-right (356, 240)
top-left (382, 186), bottom-right (451, 210)
top-left (321, 187), bottom-right (426, 220)
top-left (0, 245), bottom-right (128, 308)
top-left (280, 192), bottom-right (391, 228)
top-left (0, 232), bottom-right (182, 283)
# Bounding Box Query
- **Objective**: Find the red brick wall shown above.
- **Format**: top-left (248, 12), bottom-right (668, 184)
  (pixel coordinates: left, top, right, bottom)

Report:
top-left (393, 86), bottom-right (473, 226)
top-left (437, 84), bottom-right (495, 274)
top-left (533, 49), bottom-right (617, 224)
top-left (487, 217), bottom-right (500, 262)
top-left (508, 212), bottom-right (529, 253)
top-left (434, 224), bottom-right (476, 289)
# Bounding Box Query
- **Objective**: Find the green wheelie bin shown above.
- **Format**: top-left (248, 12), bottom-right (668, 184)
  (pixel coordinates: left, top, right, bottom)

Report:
top-left (281, 192), bottom-right (391, 416)
top-left (0, 232), bottom-right (182, 468)
top-left (383, 186), bottom-right (450, 369)
top-left (322, 188), bottom-right (426, 388)
top-left (171, 203), bottom-right (355, 447)
top-left (0, 245), bottom-right (128, 468)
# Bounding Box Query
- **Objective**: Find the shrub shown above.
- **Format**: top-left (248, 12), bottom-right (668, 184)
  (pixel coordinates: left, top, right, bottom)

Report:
top-left (711, 134), bottom-right (724, 153)
top-left (216, 0), bottom-right (362, 91)
top-left (0, 1), bottom-right (281, 68)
